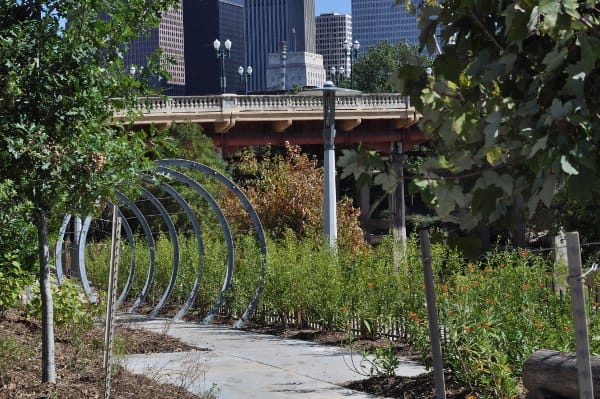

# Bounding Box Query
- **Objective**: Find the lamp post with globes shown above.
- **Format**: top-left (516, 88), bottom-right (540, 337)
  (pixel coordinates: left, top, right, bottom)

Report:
top-left (329, 66), bottom-right (345, 86)
top-left (238, 66), bottom-right (253, 95)
top-left (213, 38), bottom-right (232, 94)
top-left (344, 39), bottom-right (360, 89)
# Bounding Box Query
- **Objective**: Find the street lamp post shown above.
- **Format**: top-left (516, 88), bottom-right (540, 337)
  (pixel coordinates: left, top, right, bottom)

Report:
top-left (213, 38), bottom-right (232, 94)
top-left (344, 39), bottom-right (360, 89)
top-left (329, 66), bottom-right (345, 86)
top-left (301, 82), bottom-right (361, 248)
top-left (238, 65), bottom-right (253, 95)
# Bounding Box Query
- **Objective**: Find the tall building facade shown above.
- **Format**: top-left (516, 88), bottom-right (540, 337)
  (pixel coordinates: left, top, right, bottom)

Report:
top-left (351, 0), bottom-right (419, 54)
top-left (124, 1), bottom-right (185, 94)
top-left (316, 13), bottom-right (352, 81)
top-left (183, 0), bottom-right (246, 95)
top-left (245, 0), bottom-right (316, 91)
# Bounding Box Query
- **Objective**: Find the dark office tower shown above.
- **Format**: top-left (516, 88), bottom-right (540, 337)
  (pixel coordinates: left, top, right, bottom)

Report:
top-left (124, 1), bottom-right (185, 95)
top-left (246, 0), bottom-right (315, 91)
top-left (183, 0), bottom-right (246, 95)
top-left (351, 0), bottom-right (419, 54)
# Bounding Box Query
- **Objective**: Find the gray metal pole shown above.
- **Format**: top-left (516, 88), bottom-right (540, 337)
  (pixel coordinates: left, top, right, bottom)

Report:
top-left (104, 205), bottom-right (122, 399)
top-left (390, 142), bottom-right (407, 256)
top-left (419, 229), bottom-right (446, 399)
top-left (565, 231), bottom-right (594, 399)
top-left (71, 216), bottom-right (82, 279)
top-left (323, 90), bottom-right (337, 248)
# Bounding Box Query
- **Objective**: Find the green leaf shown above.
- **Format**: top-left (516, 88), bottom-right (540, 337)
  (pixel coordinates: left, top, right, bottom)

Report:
top-left (560, 155), bottom-right (579, 175)
top-left (528, 136), bottom-right (548, 159)
top-left (542, 47), bottom-right (567, 72)
top-left (484, 112), bottom-right (501, 147)
top-left (485, 145), bottom-right (503, 165)
top-left (539, 0), bottom-right (560, 31)
top-left (527, 6), bottom-right (540, 33)
top-left (374, 171), bottom-right (399, 192)
top-left (452, 113), bottom-right (467, 134)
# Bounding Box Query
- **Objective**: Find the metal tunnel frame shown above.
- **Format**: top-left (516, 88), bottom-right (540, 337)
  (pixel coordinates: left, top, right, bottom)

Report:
top-left (54, 159), bottom-right (267, 328)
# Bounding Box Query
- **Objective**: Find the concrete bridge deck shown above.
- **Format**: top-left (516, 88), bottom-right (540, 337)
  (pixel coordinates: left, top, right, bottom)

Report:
top-left (125, 94), bottom-right (424, 154)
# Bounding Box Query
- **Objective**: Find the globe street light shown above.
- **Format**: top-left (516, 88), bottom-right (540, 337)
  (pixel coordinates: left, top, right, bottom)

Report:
top-left (238, 65), bottom-right (253, 95)
top-left (301, 82), bottom-right (361, 248)
top-left (213, 38), bottom-right (232, 94)
top-left (329, 66), bottom-right (345, 86)
top-left (344, 39), bottom-right (360, 89)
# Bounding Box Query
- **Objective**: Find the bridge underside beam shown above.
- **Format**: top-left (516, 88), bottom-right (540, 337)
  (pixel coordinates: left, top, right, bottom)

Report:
top-left (211, 124), bottom-right (427, 155)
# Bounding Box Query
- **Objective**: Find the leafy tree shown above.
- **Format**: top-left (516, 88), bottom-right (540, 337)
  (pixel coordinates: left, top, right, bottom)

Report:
top-left (222, 144), bottom-right (368, 253)
top-left (166, 122), bottom-right (226, 171)
top-left (0, 0), bottom-right (177, 382)
top-left (391, 0), bottom-right (600, 236)
top-left (353, 40), bottom-right (432, 93)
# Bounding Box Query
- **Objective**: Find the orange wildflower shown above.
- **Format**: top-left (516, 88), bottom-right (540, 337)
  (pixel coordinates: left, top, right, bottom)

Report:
top-left (465, 326), bottom-right (473, 333)
top-left (534, 321), bottom-right (542, 329)
top-left (483, 322), bottom-right (492, 328)
top-left (340, 306), bottom-right (349, 312)
top-left (522, 283), bottom-right (530, 289)
top-left (520, 250), bottom-right (528, 257)
top-left (367, 282), bottom-right (374, 289)
top-left (440, 285), bottom-right (448, 292)
top-left (468, 263), bottom-right (475, 272)
top-left (471, 281), bottom-right (480, 287)
top-left (562, 325), bottom-right (570, 331)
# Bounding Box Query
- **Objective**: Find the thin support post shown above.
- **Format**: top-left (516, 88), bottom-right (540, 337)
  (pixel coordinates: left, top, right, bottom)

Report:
top-left (565, 231), bottom-right (594, 399)
top-left (323, 90), bottom-right (337, 248)
top-left (419, 229), bottom-right (446, 399)
top-left (104, 205), bottom-right (122, 399)
top-left (389, 142), bottom-right (406, 263)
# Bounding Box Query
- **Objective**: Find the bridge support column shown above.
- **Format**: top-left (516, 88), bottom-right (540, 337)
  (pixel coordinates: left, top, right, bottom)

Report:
top-left (389, 142), bottom-right (406, 261)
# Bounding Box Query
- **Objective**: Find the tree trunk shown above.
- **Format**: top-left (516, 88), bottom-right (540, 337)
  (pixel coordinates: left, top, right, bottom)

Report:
top-left (512, 194), bottom-right (527, 248)
top-left (36, 209), bottom-right (56, 383)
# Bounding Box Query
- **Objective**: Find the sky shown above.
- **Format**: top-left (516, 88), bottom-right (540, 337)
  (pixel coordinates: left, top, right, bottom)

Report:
top-left (315, 0), bottom-right (351, 16)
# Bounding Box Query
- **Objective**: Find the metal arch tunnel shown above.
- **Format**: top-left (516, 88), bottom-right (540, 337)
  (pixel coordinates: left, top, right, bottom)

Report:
top-left (55, 159), bottom-right (267, 328)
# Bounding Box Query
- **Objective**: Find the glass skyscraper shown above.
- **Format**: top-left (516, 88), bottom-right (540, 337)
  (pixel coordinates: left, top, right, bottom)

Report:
top-left (351, 0), bottom-right (419, 54)
top-left (245, 0), bottom-right (315, 91)
top-left (124, 1), bottom-right (185, 94)
top-left (184, 0), bottom-right (246, 95)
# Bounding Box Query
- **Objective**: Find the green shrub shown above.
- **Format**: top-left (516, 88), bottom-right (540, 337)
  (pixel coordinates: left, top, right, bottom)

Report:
top-left (27, 277), bottom-right (99, 327)
top-left (0, 252), bottom-right (34, 312)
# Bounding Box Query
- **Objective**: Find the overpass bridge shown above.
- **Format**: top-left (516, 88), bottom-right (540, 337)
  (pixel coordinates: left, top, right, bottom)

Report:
top-left (128, 93), bottom-right (425, 154)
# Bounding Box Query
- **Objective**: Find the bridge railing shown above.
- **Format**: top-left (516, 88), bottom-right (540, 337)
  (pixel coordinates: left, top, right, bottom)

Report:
top-left (136, 93), bottom-right (411, 115)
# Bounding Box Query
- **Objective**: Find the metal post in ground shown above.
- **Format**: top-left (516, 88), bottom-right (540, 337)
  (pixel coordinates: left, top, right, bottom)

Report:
top-left (419, 229), bottom-right (446, 399)
top-left (565, 231), bottom-right (594, 399)
top-left (104, 205), bottom-right (122, 399)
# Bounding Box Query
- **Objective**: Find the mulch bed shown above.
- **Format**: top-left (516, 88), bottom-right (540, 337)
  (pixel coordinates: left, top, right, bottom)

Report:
top-left (0, 309), bottom-right (200, 399)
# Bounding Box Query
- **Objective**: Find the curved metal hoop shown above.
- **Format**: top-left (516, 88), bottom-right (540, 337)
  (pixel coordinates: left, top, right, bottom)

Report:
top-left (155, 166), bottom-right (235, 324)
top-left (115, 190), bottom-right (156, 313)
top-left (156, 159), bottom-right (267, 327)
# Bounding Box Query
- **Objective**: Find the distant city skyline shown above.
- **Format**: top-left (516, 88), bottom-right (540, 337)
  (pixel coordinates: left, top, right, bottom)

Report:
top-left (315, 0), bottom-right (350, 16)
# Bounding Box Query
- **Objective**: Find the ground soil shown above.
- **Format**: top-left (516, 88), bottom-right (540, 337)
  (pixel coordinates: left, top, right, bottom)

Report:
top-left (1, 309), bottom-right (479, 398)
top-left (0, 309), bottom-right (202, 399)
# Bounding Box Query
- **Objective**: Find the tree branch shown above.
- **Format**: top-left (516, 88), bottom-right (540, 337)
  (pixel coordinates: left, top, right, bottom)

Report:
top-left (469, 7), bottom-right (505, 52)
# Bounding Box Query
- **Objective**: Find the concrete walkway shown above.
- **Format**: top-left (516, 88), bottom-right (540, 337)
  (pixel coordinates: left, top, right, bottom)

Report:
top-left (119, 317), bottom-right (426, 399)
